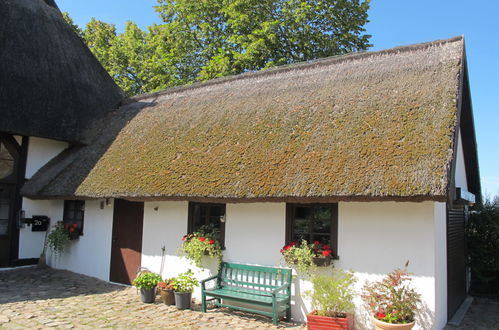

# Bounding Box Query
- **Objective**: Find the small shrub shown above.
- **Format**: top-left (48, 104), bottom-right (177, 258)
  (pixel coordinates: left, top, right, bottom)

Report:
top-left (362, 264), bottom-right (421, 324)
top-left (171, 270), bottom-right (199, 293)
top-left (306, 269), bottom-right (356, 318)
top-left (132, 272), bottom-right (162, 290)
top-left (467, 196), bottom-right (499, 296)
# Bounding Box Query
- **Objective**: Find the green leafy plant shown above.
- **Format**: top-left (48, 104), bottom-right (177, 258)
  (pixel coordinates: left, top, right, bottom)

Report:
top-left (132, 272), bottom-right (162, 290)
top-left (306, 269), bottom-right (357, 318)
top-left (362, 263), bottom-right (421, 324)
top-left (46, 221), bottom-right (70, 256)
top-left (171, 270), bottom-right (199, 293)
top-left (280, 240), bottom-right (333, 274)
top-left (180, 226), bottom-right (223, 268)
top-left (467, 197), bottom-right (499, 296)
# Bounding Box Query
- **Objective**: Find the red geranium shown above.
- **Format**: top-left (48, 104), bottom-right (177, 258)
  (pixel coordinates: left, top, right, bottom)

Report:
top-left (313, 240), bottom-right (320, 246)
top-left (322, 250), bottom-right (332, 257)
top-left (376, 312), bottom-right (386, 319)
top-left (199, 237), bottom-right (206, 242)
top-left (208, 239), bottom-right (215, 245)
top-left (181, 235), bottom-right (187, 241)
top-left (69, 227), bottom-right (75, 233)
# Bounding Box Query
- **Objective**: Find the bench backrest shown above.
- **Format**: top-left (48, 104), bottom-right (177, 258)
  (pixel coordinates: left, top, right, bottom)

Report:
top-left (219, 262), bottom-right (292, 295)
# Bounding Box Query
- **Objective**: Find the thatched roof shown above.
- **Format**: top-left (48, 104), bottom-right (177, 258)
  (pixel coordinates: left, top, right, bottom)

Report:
top-left (22, 36), bottom-right (477, 202)
top-left (0, 0), bottom-right (124, 144)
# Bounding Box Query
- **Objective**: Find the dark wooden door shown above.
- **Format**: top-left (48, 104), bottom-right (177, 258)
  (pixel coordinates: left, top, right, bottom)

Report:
top-left (0, 185), bottom-right (14, 267)
top-left (447, 204), bottom-right (467, 320)
top-left (110, 199), bottom-right (144, 285)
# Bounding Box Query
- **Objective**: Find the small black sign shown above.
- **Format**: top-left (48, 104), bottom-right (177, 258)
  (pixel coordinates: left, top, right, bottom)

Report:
top-left (31, 215), bottom-right (50, 232)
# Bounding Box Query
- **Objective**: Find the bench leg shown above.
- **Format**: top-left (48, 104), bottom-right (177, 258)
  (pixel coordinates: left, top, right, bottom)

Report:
top-left (272, 300), bottom-right (278, 325)
top-left (286, 304), bottom-right (291, 322)
top-left (201, 292), bottom-right (207, 313)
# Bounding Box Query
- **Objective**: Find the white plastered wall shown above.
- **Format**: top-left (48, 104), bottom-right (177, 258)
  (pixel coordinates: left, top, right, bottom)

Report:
top-left (433, 202), bottom-right (447, 330)
top-left (141, 201), bottom-right (442, 329)
top-left (51, 199), bottom-right (114, 281)
top-left (455, 131), bottom-right (468, 191)
top-left (19, 137), bottom-right (68, 258)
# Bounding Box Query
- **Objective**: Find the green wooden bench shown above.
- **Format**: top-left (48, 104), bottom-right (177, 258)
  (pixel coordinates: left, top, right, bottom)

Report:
top-left (200, 262), bottom-right (293, 325)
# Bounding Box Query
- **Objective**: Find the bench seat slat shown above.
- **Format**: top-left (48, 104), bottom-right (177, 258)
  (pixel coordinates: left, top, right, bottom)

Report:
top-left (205, 288), bottom-right (288, 305)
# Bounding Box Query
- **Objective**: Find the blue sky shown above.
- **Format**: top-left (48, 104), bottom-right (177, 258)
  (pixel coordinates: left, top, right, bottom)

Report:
top-left (57, 0), bottom-right (499, 198)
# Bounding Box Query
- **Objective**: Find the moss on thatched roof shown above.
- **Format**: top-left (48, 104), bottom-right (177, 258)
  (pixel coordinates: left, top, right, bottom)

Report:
top-left (22, 37), bottom-right (467, 201)
top-left (0, 0), bottom-right (124, 144)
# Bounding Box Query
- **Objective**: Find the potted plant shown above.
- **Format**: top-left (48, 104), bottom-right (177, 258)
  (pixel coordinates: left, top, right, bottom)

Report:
top-left (46, 221), bottom-right (71, 257)
top-left (171, 269), bottom-right (199, 310)
top-left (180, 226), bottom-right (223, 268)
top-left (362, 264), bottom-right (422, 330)
top-left (306, 269), bottom-right (357, 330)
top-left (132, 271), bottom-right (162, 303)
top-left (281, 240), bottom-right (333, 274)
top-left (157, 278), bottom-right (175, 305)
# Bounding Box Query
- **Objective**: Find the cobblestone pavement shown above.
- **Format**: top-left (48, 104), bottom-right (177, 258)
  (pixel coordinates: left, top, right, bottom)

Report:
top-left (0, 267), bottom-right (305, 329)
top-left (444, 297), bottom-right (499, 330)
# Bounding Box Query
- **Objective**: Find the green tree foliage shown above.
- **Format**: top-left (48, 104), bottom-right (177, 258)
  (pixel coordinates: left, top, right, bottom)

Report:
top-left (62, 0), bottom-right (371, 96)
top-left (467, 196), bottom-right (499, 295)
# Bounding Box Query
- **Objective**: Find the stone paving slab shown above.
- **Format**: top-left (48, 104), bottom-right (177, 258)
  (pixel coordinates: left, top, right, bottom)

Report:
top-left (0, 267), bottom-right (305, 329)
top-left (443, 297), bottom-right (499, 330)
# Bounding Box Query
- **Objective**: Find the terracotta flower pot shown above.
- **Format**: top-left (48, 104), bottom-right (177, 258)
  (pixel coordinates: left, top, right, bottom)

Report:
top-left (373, 317), bottom-right (415, 330)
top-left (307, 311), bottom-right (353, 330)
top-left (159, 288), bottom-right (175, 305)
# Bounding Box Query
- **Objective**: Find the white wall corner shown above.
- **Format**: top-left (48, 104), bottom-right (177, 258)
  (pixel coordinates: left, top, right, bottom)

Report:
top-left (434, 202), bottom-right (448, 330)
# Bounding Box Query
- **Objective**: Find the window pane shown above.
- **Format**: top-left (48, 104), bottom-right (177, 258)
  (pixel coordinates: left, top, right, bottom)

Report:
top-left (293, 233), bottom-right (308, 243)
top-left (209, 206), bottom-right (222, 217)
top-left (315, 207), bottom-right (332, 221)
top-left (295, 206), bottom-right (312, 220)
top-left (0, 219), bottom-right (7, 235)
top-left (63, 200), bottom-right (84, 235)
top-left (311, 234), bottom-right (330, 246)
top-left (293, 217), bottom-right (308, 235)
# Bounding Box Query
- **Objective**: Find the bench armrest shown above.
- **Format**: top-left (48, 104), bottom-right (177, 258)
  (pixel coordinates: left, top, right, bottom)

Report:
top-left (271, 283), bottom-right (291, 295)
top-left (201, 275), bottom-right (219, 290)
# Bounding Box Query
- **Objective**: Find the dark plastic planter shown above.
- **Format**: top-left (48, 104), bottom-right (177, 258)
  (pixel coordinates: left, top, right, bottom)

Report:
top-left (140, 287), bottom-right (156, 303)
top-left (174, 291), bottom-right (192, 310)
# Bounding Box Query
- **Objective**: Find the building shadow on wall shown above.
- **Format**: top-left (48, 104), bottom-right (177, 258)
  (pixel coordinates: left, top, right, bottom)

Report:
top-left (0, 266), bottom-right (126, 305)
top-left (20, 99), bottom-right (156, 199)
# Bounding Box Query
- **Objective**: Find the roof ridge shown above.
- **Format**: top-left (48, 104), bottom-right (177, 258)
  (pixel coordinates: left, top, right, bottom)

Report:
top-left (132, 36), bottom-right (464, 102)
